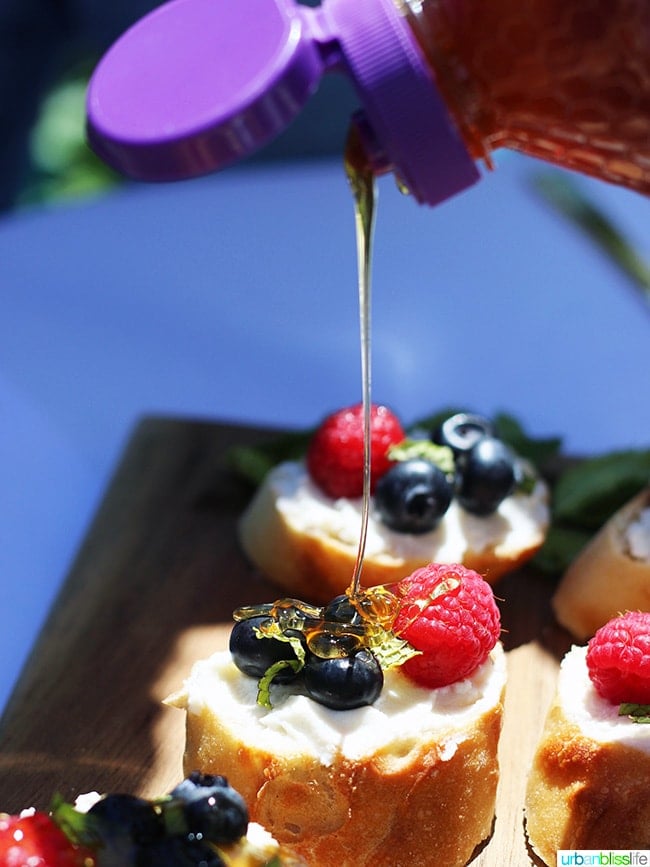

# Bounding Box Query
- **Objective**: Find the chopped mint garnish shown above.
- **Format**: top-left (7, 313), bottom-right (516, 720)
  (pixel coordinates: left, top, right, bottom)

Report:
top-left (517, 467), bottom-right (537, 496)
top-left (257, 659), bottom-right (304, 709)
top-left (619, 703), bottom-right (650, 724)
top-left (49, 793), bottom-right (101, 848)
top-left (255, 622), bottom-right (307, 667)
top-left (366, 628), bottom-right (421, 670)
top-left (253, 622), bottom-right (307, 708)
top-left (387, 438), bottom-right (455, 474)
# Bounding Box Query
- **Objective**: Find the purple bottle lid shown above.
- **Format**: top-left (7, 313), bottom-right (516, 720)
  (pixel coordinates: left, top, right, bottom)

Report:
top-left (86, 0), bottom-right (479, 205)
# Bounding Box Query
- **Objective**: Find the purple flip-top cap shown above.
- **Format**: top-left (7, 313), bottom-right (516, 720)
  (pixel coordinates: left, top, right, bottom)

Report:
top-left (86, 0), bottom-right (479, 205)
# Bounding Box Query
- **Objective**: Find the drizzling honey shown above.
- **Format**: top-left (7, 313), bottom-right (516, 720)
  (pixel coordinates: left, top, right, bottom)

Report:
top-left (344, 122), bottom-right (378, 602)
top-left (231, 128), bottom-right (422, 679)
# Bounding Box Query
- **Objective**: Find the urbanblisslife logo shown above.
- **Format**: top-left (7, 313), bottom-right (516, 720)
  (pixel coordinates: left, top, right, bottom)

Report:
top-left (558, 853), bottom-right (650, 866)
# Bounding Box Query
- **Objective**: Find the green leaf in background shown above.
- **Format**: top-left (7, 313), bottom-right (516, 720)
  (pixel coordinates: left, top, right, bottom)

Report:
top-left (531, 525), bottom-right (592, 575)
top-left (492, 412), bottom-right (563, 469)
top-left (533, 172), bottom-right (650, 309)
top-left (552, 449), bottom-right (650, 530)
top-left (19, 64), bottom-right (121, 208)
top-left (226, 430), bottom-right (314, 487)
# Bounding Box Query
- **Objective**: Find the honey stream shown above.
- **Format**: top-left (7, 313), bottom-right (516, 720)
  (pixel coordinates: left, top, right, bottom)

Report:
top-left (345, 135), bottom-right (377, 599)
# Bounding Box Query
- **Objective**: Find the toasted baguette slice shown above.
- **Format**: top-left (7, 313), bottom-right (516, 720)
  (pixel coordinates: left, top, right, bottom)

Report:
top-left (525, 644), bottom-right (650, 864)
top-left (238, 461), bottom-right (549, 603)
top-left (552, 487), bottom-right (650, 639)
top-left (168, 644), bottom-right (506, 867)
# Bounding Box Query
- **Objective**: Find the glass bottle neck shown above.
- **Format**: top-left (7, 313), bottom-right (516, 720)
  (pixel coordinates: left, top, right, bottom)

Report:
top-left (397, 0), bottom-right (495, 166)
top-left (398, 0), bottom-right (650, 196)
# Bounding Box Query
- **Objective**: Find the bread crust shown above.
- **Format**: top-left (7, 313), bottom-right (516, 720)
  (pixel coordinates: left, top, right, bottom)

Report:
top-left (525, 697), bottom-right (650, 864)
top-left (552, 487), bottom-right (650, 639)
top-left (184, 698), bottom-right (503, 867)
top-left (238, 464), bottom-right (548, 603)
top-left (178, 650), bottom-right (506, 867)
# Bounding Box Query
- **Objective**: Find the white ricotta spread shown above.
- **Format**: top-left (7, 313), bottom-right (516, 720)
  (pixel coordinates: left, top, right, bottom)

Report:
top-left (182, 644), bottom-right (506, 766)
top-left (626, 506), bottom-right (650, 562)
top-left (74, 791), bottom-right (102, 813)
top-left (242, 822), bottom-right (281, 859)
top-left (558, 645), bottom-right (650, 754)
top-left (269, 461), bottom-right (548, 564)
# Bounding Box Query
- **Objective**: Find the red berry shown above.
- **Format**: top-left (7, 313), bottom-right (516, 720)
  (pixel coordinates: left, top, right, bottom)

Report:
top-left (392, 563), bottom-right (501, 688)
top-left (0, 811), bottom-right (93, 866)
top-left (586, 611), bottom-right (650, 705)
top-left (306, 404), bottom-right (405, 498)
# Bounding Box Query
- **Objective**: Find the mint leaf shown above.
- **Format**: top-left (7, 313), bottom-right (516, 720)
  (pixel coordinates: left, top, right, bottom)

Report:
top-left (226, 430), bottom-right (313, 487)
top-left (257, 659), bottom-right (303, 709)
top-left (50, 794), bottom-right (101, 848)
top-left (619, 702), bottom-right (650, 724)
top-left (366, 628), bottom-right (421, 670)
top-left (532, 526), bottom-right (592, 575)
top-left (492, 412), bottom-right (562, 469)
top-left (553, 449), bottom-right (650, 530)
top-left (256, 622), bottom-right (308, 667)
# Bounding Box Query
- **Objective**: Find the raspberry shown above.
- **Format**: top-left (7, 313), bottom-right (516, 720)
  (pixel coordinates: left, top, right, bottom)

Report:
top-left (392, 563), bottom-right (501, 688)
top-left (0, 811), bottom-right (92, 866)
top-left (586, 611), bottom-right (650, 705)
top-left (306, 403), bottom-right (405, 498)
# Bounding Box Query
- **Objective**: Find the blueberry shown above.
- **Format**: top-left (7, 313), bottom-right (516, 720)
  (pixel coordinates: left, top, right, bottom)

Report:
top-left (169, 772), bottom-right (229, 802)
top-left (170, 773), bottom-right (249, 845)
top-left (303, 650), bottom-right (383, 710)
top-left (432, 412), bottom-right (495, 455)
top-left (456, 436), bottom-right (519, 515)
top-left (229, 616), bottom-right (301, 682)
top-left (88, 793), bottom-right (163, 846)
top-left (374, 459), bottom-right (453, 534)
top-left (322, 594), bottom-right (362, 625)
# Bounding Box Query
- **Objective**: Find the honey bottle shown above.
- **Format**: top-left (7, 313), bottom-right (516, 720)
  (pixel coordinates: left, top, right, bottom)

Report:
top-left (87, 0), bottom-right (650, 205)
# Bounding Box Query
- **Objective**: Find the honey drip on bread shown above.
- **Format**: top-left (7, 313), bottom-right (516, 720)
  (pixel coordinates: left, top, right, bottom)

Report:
top-left (344, 127), bottom-right (377, 599)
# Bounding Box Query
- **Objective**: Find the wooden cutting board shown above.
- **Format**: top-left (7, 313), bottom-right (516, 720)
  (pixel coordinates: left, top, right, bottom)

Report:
top-left (0, 416), bottom-right (574, 865)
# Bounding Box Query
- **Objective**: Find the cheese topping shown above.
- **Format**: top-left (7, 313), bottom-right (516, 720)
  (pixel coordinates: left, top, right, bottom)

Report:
top-left (269, 461), bottom-right (548, 564)
top-left (181, 644), bottom-right (506, 766)
top-left (559, 645), bottom-right (650, 754)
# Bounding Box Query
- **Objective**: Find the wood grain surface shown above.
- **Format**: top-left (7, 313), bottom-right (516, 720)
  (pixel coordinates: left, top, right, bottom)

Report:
top-left (0, 416), bottom-right (575, 865)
